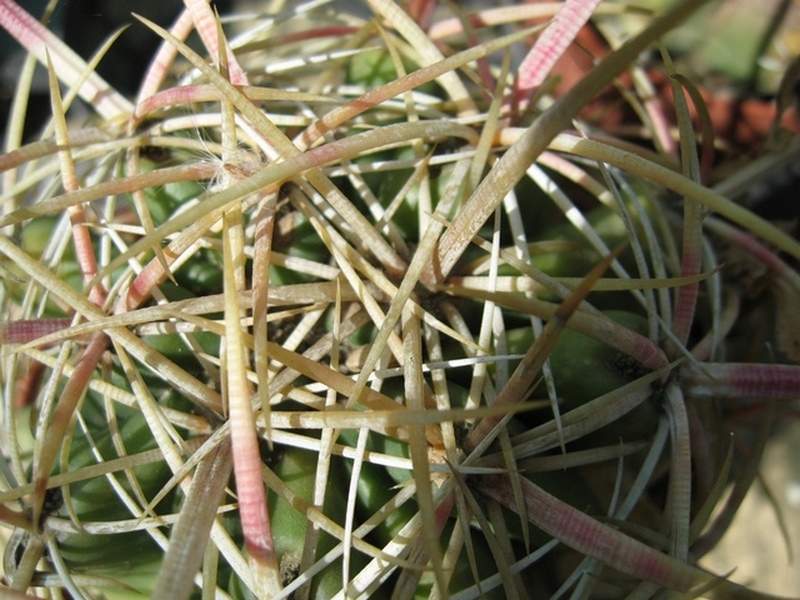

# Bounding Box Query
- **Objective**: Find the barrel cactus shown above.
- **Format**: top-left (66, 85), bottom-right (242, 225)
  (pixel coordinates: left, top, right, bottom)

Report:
top-left (1, 0), bottom-right (799, 598)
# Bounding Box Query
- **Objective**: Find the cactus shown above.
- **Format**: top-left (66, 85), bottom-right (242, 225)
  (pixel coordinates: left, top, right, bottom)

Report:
top-left (1, 0), bottom-right (799, 598)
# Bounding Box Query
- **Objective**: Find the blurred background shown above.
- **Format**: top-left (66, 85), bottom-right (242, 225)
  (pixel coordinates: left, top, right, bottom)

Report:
top-left (0, 0), bottom-right (231, 139)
